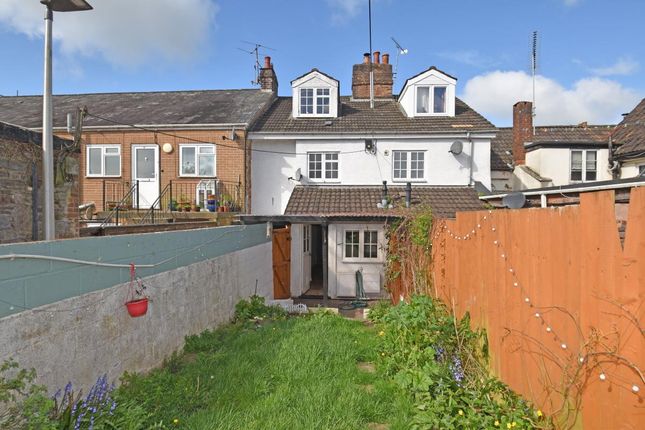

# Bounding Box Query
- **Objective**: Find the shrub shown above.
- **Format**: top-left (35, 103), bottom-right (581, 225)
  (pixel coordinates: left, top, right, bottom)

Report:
top-left (372, 296), bottom-right (549, 429)
top-left (233, 295), bottom-right (286, 322)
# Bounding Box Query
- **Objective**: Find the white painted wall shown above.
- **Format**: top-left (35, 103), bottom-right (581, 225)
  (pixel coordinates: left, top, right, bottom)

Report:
top-left (620, 157), bottom-right (645, 178)
top-left (398, 69), bottom-right (456, 118)
top-left (251, 137), bottom-right (492, 215)
top-left (251, 140), bottom-right (298, 215)
top-left (525, 147), bottom-right (611, 186)
top-left (328, 222), bottom-right (386, 299)
top-left (491, 170), bottom-right (513, 193)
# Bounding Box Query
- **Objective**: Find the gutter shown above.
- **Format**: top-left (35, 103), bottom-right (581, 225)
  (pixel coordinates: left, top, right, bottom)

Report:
top-left (480, 179), bottom-right (645, 201)
top-left (248, 131), bottom-right (498, 140)
top-left (31, 123), bottom-right (250, 132)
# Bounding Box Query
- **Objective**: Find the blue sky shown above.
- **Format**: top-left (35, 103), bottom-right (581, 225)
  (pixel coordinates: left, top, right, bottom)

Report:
top-left (0, 0), bottom-right (643, 126)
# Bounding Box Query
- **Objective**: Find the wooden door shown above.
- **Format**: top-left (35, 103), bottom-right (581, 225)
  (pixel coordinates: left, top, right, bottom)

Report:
top-left (302, 225), bottom-right (312, 292)
top-left (272, 226), bottom-right (291, 299)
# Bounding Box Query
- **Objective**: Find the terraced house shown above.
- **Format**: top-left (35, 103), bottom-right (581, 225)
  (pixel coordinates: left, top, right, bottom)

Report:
top-left (0, 73), bottom-right (278, 218)
top-left (245, 52), bottom-right (496, 301)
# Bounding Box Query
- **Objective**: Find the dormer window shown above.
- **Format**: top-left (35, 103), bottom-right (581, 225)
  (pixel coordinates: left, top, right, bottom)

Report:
top-left (291, 69), bottom-right (339, 118)
top-left (300, 88), bottom-right (330, 115)
top-left (416, 86), bottom-right (447, 114)
top-left (399, 67), bottom-right (457, 118)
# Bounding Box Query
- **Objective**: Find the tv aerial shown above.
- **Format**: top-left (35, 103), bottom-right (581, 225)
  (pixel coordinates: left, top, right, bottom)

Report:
top-left (391, 37), bottom-right (408, 84)
top-left (237, 41), bottom-right (276, 86)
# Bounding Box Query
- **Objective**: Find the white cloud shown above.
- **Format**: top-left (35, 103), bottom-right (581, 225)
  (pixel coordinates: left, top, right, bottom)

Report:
top-left (0, 0), bottom-right (218, 67)
top-left (461, 70), bottom-right (640, 126)
top-left (437, 50), bottom-right (499, 69)
top-left (591, 56), bottom-right (639, 76)
top-left (327, 0), bottom-right (365, 23)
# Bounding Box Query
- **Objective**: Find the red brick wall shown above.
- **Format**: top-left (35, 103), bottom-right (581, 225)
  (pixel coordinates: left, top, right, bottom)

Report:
top-left (512, 101), bottom-right (533, 165)
top-left (55, 129), bottom-right (248, 212)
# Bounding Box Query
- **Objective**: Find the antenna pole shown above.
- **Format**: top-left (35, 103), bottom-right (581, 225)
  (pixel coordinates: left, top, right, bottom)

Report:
top-left (531, 30), bottom-right (537, 135)
top-left (368, 0), bottom-right (374, 109)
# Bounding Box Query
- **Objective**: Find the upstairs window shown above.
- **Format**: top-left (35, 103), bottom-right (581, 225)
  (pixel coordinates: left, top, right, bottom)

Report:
top-left (393, 150), bottom-right (425, 181)
top-left (308, 152), bottom-right (339, 181)
top-left (87, 145), bottom-right (121, 177)
top-left (416, 86), bottom-right (447, 114)
top-left (180, 144), bottom-right (215, 177)
top-left (638, 165), bottom-right (645, 177)
top-left (300, 88), bottom-right (331, 116)
top-left (570, 150), bottom-right (596, 182)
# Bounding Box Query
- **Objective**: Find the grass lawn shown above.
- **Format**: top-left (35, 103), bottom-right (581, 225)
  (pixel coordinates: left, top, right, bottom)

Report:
top-left (116, 312), bottom-right (413, 429)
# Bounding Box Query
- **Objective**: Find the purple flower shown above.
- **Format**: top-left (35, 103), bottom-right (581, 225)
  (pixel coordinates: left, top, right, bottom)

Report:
top-left (449, 355), bottom-right (465, 385)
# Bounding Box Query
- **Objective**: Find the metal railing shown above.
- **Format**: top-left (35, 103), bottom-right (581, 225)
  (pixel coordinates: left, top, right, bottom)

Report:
top-left (137, 179), bottom-right (243, 225)
top-left (99, 181), bottom-right (139, 227)
top-left (102, 180), bottom-right (131, 212)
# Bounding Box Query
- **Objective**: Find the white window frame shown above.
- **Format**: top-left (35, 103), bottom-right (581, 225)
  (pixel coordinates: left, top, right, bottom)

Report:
top-left (179, 144), bottom-right (216, 178)
top-left (343, 229), bottom-right (380, 262)
top-left (299, 87), bottom-right (331, 117)
top-left (638, 165), bottom-right (645, 177)
top-left (570, 149), bottom-right (597, 182)
top-left (415, 85), bottom-right (447, 116)
top-left (392, 150), bottom-right (426, 182)
top-left (86, 144), bottom-right (121, 177)
top-left (307, 152), bottom-right (340, 182)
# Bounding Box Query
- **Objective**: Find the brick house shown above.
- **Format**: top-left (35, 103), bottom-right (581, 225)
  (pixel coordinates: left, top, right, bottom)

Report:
top-left (0, 63), bottom-right (278, 214)
top-left (0, 121), bottom-right (79, 243)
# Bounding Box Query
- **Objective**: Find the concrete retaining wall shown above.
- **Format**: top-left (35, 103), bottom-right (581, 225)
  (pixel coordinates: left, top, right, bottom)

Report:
top-left (0, 228), bottom-right (272, 393)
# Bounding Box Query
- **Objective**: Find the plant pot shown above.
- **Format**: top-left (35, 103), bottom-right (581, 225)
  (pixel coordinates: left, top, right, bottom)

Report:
top-left (125, 298), bottom-right (149, 317)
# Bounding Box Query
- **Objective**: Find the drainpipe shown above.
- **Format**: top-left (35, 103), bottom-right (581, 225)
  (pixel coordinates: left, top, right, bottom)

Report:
top-left (405, 182), bottom-right (412, 208)
top-left (467, 132), bottom-right (474, 186)
top-left (607, 135), bottom-right (621, 179)
top-left (322, 223), bottom-right (329, 307)
top-left (381, 180), bottom-right (388, 203)
top-left (540, 194), bottom-right (547, 208)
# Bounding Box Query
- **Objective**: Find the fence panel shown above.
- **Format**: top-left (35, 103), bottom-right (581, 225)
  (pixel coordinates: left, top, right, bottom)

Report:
top-left (425, 189), bottom-right (644, 429)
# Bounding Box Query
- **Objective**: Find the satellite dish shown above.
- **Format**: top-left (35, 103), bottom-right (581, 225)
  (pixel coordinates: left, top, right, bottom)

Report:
top-left (502, 192), bottom-right (526, 209)
top-left (449, 141), bottom-right (463, 155)
top-left (294, 168), bottom-right (302, 182)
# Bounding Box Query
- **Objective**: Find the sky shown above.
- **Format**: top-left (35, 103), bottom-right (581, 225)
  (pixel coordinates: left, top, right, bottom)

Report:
top-left (0, 0), bottom-right (643, 126)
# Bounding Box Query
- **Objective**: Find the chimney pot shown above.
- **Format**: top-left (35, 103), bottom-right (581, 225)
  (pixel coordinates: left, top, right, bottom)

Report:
top-left (363, 53), bottom-right (370, 64)
top-left (382, 53), bottom-right (390, 64)
top-left (264, 56), bottom-right (271, 69)
top-left (373, 51), bottom-right (380, 64)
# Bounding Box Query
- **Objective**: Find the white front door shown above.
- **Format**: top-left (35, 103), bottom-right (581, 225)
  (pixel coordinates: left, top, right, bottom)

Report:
top-left (302, 224), bottom-right (312, 291)
top-left (132, 145), bottom-right (159, 209)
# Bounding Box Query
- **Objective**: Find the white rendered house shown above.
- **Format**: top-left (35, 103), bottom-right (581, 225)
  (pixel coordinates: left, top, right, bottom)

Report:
top-left (245, 53), bottom-right (496, 300)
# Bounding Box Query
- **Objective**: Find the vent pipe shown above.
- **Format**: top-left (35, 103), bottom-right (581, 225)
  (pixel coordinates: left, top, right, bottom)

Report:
top-left (381, 180), bottom-right (388, 202)
top-left (405, 182), bottom-right (412, 208)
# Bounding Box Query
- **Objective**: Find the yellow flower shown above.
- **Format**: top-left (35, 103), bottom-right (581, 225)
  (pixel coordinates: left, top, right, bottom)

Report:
top-left (537, 410), bottom-right (543, 417)
top-left (173, 418), bottom-right (179, 425)
top-left (458, 409), bottom-right (464, 416)
top-left (494, 420), bottom-right (500, 427)
top-left (506, 424), bottom-right (512, 429)
top-left (381, 352), bottom-right (385, 356)
top-left (378, 330), bottom-right (385, 336)
top-left (512, 422), bottom-right (517, 428)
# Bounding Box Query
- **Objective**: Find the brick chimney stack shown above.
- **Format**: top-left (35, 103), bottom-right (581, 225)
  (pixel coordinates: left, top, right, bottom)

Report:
top-left (259, 56), bottom-right (278, 93)
top-left (512, 101), bottom-right (533, 165)
top-left (352, 52), bottom-right (393, 99)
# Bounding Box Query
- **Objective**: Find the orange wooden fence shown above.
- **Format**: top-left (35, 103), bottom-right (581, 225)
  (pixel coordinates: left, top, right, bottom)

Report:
top-left (397, 189), bottom-right (644, 429)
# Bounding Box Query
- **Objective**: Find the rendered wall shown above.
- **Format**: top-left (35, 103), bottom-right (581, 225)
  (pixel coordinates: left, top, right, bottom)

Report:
top-left (0, 224), bottom-right (272, 392)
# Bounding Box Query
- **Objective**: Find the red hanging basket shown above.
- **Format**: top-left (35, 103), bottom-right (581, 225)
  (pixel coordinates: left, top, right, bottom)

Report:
top-left (125, 263), bottom-right (150, 318)
top-left (125, 298), bottom-right (149, 317)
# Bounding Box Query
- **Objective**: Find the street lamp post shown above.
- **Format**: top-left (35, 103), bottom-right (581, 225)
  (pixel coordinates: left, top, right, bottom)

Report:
top-left (40, 0), bottom-right (92, 241)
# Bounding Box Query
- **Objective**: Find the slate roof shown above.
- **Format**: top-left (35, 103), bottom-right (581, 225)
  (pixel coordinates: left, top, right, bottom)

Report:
top-left (0, 120), bottom-right (72, 150)
top-left (284, 185), bottom-right (484, 219)
top-left (491, 124), bottom-right (613, 172)
top-left (613, 98), bottom-right (645, 158)
top-left (249, 96), bottom-right (495, 134)
top-left (0, 89), bottom-right (275, 129)
top-left (490, 128), bottom-right (513, 171)
top-left (528, 124), bottom-right (613, 146)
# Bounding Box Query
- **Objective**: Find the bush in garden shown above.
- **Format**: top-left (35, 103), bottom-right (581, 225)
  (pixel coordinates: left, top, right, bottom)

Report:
top-left (370, 296), bottom-right (550, 429)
